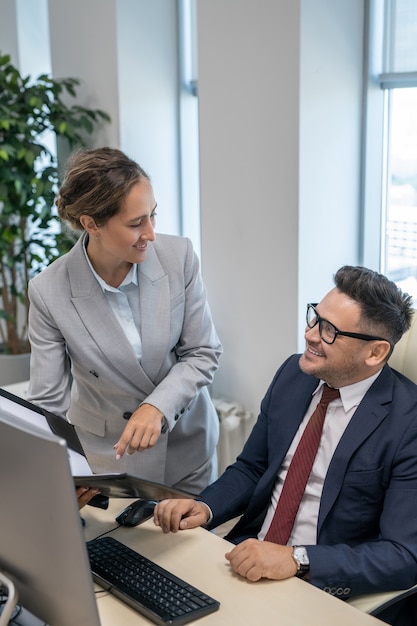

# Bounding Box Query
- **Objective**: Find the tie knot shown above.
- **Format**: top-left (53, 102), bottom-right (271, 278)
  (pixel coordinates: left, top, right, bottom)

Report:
top-left (320, 384), bottom-right (340, 406)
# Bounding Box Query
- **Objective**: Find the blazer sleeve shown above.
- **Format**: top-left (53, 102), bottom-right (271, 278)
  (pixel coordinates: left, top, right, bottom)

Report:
top-left (27, 277), bottom-right (72, 417)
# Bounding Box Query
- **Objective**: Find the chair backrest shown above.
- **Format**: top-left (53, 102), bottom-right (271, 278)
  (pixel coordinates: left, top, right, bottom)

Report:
top-left (388, 310), bottom-right (417, 384)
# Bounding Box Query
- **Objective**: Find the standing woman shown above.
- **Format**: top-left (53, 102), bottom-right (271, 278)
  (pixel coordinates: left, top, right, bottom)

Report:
top-left (26, 147), bottom-right (222, 493)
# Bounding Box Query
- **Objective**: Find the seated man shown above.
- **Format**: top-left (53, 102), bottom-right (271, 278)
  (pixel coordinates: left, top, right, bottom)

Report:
top-left (154, 266), bottom-right (417, 623)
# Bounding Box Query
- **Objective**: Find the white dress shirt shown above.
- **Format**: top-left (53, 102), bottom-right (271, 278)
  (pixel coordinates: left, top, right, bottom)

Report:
top-left (258, 371), bottom-right (382, 545)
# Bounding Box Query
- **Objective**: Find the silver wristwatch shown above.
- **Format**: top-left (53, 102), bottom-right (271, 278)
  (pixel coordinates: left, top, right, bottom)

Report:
top-left (292, 546), bottom-right (310, 578)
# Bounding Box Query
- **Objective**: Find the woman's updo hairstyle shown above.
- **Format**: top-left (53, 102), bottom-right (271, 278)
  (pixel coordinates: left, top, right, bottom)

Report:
top-left (56, 147), bottom-right (150, 231)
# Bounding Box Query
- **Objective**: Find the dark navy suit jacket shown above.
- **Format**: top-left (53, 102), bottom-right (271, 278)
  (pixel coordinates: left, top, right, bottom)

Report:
top-left (201, 354), bottom-right (417, 598)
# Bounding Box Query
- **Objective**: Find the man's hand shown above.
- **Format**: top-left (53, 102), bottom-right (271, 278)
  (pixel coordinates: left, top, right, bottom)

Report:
top-left (114, 403), bottom-right (165, 458)
top-left (225, 539), bottom-right (297, 582)
top-left (154, 499), bottom-right (211, 533)
top-left (76, 486), bottom-right (100, 510)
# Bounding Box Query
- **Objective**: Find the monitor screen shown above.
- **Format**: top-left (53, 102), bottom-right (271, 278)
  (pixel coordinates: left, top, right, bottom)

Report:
top-left (0, 393), bottom-right (100, 626)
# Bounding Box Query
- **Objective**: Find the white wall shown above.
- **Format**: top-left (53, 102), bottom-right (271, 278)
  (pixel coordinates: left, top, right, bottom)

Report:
top-left (47, 0), bottom-right (120, 150)
top-left (197, 0), bottom-right (301, 413)
top-left (0, 1), bottom-right (18, 61)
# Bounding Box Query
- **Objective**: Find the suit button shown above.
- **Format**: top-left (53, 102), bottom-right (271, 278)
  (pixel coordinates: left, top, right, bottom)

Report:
top-left (174, 414), bottom-right (179, 421)
top-left (123, 412), bottom-right (132, 420)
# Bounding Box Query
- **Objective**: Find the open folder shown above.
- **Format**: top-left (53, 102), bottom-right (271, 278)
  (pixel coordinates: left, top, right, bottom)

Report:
top-left (0, 388), bottom-right (196, 501)
top-left (73, 473), bottom-right (194, 500)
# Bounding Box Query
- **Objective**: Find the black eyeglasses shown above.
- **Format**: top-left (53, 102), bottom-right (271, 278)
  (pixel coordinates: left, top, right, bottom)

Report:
top-left (306, 303), bottom-right (390, 346)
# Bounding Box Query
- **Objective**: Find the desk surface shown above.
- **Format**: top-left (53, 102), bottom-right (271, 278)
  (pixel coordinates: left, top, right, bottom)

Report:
top-left (82, 498), bottom-right (383, 626)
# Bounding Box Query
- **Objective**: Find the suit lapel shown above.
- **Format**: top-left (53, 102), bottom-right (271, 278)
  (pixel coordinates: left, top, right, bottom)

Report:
top-left (138, 244), bottom-right (172, 381)
top-left (268, 373), bottom-right (319, 477)
top-left (317, 367), bottom-right (393, 533)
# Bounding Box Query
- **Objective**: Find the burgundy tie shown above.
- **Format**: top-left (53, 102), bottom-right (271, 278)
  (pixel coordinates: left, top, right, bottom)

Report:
top-left (264, 384), bottom-right (340, 545)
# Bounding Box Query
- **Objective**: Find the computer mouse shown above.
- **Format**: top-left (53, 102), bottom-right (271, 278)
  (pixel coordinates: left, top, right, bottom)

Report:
top-left (115, 499), bottom-right (158, 527)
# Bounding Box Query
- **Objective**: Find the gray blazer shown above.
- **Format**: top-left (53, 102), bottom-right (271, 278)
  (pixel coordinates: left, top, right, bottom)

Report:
top-left (27, 233), bottom-right (222, 488)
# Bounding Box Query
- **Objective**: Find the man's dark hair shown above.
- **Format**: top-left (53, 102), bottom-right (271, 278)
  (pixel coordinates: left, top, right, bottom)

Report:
top-left (334, 265), bottom-right (414, 347)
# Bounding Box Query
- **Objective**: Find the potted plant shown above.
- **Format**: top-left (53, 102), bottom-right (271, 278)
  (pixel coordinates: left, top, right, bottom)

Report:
top-left (0, 51), bottom-right (110, 384)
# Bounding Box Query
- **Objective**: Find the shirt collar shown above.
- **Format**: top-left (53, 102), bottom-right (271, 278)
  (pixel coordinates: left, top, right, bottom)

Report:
top-left (82, 235), bottom-right (138, 293)
top-left (313, 370), bottom-right (382, 413)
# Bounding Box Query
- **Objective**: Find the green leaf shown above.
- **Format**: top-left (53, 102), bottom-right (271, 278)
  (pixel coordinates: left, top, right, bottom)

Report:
top-left (24, 151), bottom-right (35, 167)
top-left (29, 96), bottom-right (43, 110)
top-left (14, 179), bottom-right (22, 194)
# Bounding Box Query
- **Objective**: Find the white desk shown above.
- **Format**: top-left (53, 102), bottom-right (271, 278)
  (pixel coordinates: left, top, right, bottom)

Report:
top-left (82, 498), bottom-right (383, 626)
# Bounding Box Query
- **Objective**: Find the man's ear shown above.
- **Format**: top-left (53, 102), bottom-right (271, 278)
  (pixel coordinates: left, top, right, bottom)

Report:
top-left (365, 341), bottom-right (391, 367)
top-left (79, 214), bottom-right (99, 235)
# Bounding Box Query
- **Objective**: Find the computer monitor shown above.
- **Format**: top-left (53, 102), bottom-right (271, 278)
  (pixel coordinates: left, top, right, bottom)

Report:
top-left (0, 394), bottom-right (101, 626)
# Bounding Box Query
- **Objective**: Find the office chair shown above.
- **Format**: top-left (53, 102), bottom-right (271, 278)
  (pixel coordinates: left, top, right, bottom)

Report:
top-left (347, 310), bottom-right (417, 618)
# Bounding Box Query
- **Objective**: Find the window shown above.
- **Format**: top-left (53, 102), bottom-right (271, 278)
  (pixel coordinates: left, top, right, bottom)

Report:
top-left (363, 0), bottom-right (417, 301)
top-left (383, 87), bottom-right (417, 289)
top-left (178, 0), bottom-right (201, 256)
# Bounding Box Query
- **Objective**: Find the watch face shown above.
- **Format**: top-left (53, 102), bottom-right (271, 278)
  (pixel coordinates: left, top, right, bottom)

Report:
top-left (293, 546), bottom-right (309, 565)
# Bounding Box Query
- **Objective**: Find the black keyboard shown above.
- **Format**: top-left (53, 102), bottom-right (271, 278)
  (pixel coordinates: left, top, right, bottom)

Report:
top-left (87, 536), bottom-right (220, 625)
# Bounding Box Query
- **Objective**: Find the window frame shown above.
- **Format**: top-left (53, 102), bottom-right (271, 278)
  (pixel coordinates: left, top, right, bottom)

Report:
top-left (362, 0), bottom-right (417, 275)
